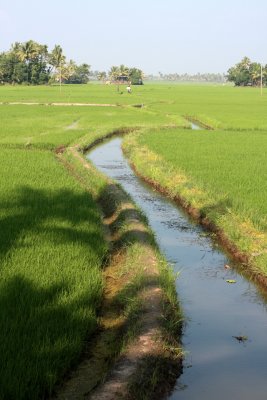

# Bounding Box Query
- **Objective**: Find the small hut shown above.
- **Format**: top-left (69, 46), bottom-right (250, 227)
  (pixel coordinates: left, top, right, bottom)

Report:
top-left (116, 75), bottom-right (129, 84)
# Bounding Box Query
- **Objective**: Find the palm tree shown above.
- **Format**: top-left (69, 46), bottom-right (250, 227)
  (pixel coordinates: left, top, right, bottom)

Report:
top-left (15, 40), bottom-right (39, 83)
top-left (49, 45), bottom-right (66, 87)
top-left (97, 71), bottom-right (107, 82)
top-left (250, 63), bottom-right (261, 86)
top-left (16, 40), bottom-right (39, 63)
top-left (118, 64), bottom-right (129, 78)
top-left (109, 66), bottom-right (120, 81)
top-left (240, 56), bottom-right (251, 70)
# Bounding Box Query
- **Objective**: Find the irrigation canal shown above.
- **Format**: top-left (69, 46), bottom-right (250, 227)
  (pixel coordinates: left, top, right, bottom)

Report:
top-left (87, 135), bottom-right (267, 400)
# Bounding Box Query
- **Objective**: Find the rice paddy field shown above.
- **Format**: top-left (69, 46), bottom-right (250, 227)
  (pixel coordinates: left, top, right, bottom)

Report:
top-left (1, 83), bottom-right (267, 398)
top-left (0, 148), bottom-right (108, 398)
top-left (139, 129), bottom-right (267, 230)
top-left (1, 83), bottom-right (267, 129)
top-left (124, 127), bottom-right (267, 269)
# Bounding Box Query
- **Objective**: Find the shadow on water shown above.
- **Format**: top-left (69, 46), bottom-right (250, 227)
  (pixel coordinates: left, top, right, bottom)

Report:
top-left (88, 137), bottom-right (267, 400)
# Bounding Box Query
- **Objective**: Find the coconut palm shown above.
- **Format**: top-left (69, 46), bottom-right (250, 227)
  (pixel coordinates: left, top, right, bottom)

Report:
top-left (49, 45), bottom-right (66, 86)
top-left (14, 40), bottom-right (39, 82)
top-left (118, 64), bottom-right (129, 78)
top-left (49, 45), bottom-right (65, 69)
top-left (250, 63), bottom-right (261, 86)
top-left (15, 40), bottom-right (39, 63)
top-left (109, 66), bottom-right (120, 81)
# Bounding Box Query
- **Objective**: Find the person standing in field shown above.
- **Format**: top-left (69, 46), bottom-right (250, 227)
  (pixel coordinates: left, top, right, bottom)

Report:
top-left (127, 85), bottom-right (131, 93)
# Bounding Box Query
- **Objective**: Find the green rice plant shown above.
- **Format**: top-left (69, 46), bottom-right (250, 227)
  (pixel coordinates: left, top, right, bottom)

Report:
top-left (1, 83), bottom-right (267, 130)
top-left (0, 103), bottom-right (184, 150)
top-left (0, 149), bottom-right (108, 399)
top-left (123, 128), bottom-right (267, 274)
top-left (1, 81), bottom-right (267, 397)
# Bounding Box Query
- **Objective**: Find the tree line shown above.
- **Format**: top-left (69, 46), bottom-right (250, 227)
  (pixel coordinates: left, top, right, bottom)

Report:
top-left (227, 57), bottom-right (267, 87)
top-left (0, 40), bottom-right (91, 85)
top-left (148, 72), bottom-right (226, 83)
top-left (0, 41), bottom-right (144, 86)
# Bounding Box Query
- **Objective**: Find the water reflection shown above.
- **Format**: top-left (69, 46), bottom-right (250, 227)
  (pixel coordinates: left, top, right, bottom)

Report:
top-left (88, 137), bottom-right (267, 400)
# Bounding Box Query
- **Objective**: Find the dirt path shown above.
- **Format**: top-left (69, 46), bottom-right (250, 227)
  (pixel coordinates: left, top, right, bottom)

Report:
top-left (0, 102), bottom-right (117, 107)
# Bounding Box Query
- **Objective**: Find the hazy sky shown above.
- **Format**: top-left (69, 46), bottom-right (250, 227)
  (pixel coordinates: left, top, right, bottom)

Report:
top-left (0, 0), bottom-right (266, 74)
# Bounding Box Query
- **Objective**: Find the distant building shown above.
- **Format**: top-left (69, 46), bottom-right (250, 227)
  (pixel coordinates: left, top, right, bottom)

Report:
top-left (116, 75), bottom-right (129, 83)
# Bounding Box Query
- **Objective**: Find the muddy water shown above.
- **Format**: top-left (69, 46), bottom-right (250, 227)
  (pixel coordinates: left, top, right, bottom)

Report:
top-left (87, 137), bottom-right (267, 400)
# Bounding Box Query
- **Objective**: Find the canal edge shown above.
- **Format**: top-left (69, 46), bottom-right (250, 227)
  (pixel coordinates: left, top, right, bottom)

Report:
top-left (52, 131), bottom-right (183, 399)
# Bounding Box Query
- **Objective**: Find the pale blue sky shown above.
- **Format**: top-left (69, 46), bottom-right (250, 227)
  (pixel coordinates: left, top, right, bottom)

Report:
top-left (0, 0), bottom-right (266, 74)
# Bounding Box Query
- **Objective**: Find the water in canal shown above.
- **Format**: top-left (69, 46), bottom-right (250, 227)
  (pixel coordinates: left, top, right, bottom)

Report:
top-left (87, 137), bottom-right (267, 400)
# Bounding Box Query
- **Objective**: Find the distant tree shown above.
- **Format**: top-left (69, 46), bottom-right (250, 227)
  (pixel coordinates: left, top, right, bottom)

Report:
top-left (14, 40), bottom-right (49, 84)
top-left (49, 45), bottom-right (66, 85)
top-left (250, 62), bottom-right (262, 86)
top-left (0, 40), bottom-right (91, 85)
top-left (118, 64), bottom-right (129, 78)
top-left (52, 60), bottom-right (75, 83)
top-left (49, 45), bottom-right (65, 69)
top-left (0, 52), bottom-right (22, 83)
top-left (109, 66), bottom-right (120, 81)
top-left (65, 62), bottom-right (91, 84)
top-left (31, 44), bottom-right (50, 84)
top-left (226, 57), bottom-right (264, 87)
top-left (129, 67), bottom-right (144, 84)
top-left (263, 65), bottom-right (267, 86)
top-left (15, 41), bottom-right (38, 65)
top-left (108, 65), bottom-right (144, 84)
top-left (97, 71), bottom-right (107, 82)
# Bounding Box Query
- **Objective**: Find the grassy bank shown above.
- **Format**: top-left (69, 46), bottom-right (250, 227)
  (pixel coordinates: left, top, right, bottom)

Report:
top-left (122, 129), bottom-right (267, 277)
top-left (57, 142), bottom-right (182, 399)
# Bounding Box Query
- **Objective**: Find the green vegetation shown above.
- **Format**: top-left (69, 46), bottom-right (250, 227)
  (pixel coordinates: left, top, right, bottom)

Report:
top-left (0, 148), bottom-right (108, 399)
top-left (0, 102), bottom-right (185, 150)
top-left (0, 41), bottom-right (144, 85)
top-left (0, 40), bottom-right (90, 85)
top-left (0, 84), bottom-right (182, 399)
top-left (135, 129), bottom-right (267, 229)
top-left (123, 127), bottom-right (267, 274)
top-left (151, 71), bottom-right (225, 83)
top-left (2, 83), bottom-right (267, 130)
top-left (56, 140), bottom-right (182, 399)
top-left (1, 82), bottom-right (267, 397)
top-left (108, 64), bottom-right (144, 84)
top-left (227, 56), bottom-right (267, 87)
